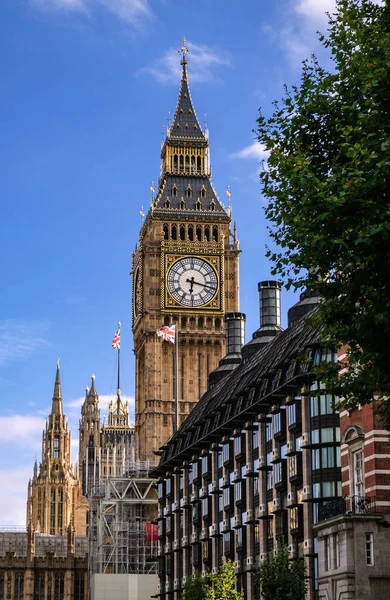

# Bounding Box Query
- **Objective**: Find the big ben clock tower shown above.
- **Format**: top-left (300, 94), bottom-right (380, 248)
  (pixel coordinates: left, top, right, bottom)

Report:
top-left (132, 39), bottom-right (240, 461)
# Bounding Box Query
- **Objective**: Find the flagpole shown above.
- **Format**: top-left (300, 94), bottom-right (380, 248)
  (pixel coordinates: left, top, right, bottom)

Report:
top-left (174, 323), bottom-right (179, 433)
top-left (117, 321), bottom-right (121, 413)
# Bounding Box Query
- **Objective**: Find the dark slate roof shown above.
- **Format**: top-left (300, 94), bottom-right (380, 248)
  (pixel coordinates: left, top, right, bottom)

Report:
top-left (152, 175), bottom-right (229, 219)
top-left (152, 307), bottom-right (320, 475)
top-left (168, 61), bottom-right (206, 142)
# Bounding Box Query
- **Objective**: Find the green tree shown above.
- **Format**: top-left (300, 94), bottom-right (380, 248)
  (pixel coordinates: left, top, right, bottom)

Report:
top-left (255, 545), bottom-right (306, 600)
top-left (181, 571), bottom-right (207, 600)
top-left (256, 0), bottom-right (390, 427)
top-left (205, 559), bottom-right (243, 600)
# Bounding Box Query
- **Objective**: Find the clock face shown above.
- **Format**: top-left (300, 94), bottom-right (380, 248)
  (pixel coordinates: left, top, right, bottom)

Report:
top-left (167, 257), bottom-right (218, 307)
top-left (134, 267), bottom-right (141, 318)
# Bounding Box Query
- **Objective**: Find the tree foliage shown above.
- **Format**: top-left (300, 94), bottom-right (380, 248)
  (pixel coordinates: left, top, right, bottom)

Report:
top-left (181, 570), bottom-right (207, 600)
top-left (256, 0), bottom-right (390, 427)
top-left (205, 559), bottom-right (244, 600)
top-left (255, 545), bottom-right (306, 600)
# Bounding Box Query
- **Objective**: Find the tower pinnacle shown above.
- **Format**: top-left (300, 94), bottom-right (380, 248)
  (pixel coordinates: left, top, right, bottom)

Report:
top-left (51, 362), bottom-right (63, 416)
top-left (179, 36), bottom-right (189, 66)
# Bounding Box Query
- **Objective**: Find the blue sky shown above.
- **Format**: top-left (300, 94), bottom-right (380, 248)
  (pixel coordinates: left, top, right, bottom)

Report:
top-left (0, 0), bottom-right (336, 526)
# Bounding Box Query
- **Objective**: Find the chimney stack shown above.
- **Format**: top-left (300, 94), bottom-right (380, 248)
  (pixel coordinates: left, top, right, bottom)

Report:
top-left (241, 280), bottom-right (283, 360)
top-left (208, 312), bottom-right (246, 388)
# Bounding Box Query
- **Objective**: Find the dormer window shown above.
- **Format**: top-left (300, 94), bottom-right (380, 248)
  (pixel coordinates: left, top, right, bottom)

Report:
top-left (186, 186), bottom-right (192, 198)
top-left (200, 187), bottom-right (206, 198)
top-left (165, 198), bottom-right (171, 208)
top-left (180, 199), bottom-right (185, 210)
top-left (196, 200), bottom-right (201, 211)
top-left (188, 109), bottom-right (193, 114)
top-left (180, 108), bottom-right (184, 113)
top-left (172, 186), bottom-right (178, 197)
top-left (210, 201), bottom-right (215, 211)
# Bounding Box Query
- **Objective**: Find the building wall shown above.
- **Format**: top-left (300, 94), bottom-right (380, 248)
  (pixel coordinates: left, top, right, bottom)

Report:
top-left (91, 574), bottom-right (158, 600)
top-left (0, 532), bottom-right (88, 600)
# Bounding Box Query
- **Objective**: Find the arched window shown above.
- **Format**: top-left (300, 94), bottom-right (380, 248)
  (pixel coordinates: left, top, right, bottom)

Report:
top-left (198, 317), bottom-right (204, 328)
top-left (189, 317), bottom-right (196, 330)
top-left (57, 488), bottom-right (63, 533)
top-left (165, 198), bottom-right (171, 208)
top-left (180, 199), bottom-right (185, 210)
top-left (186, 187), bottom-right (192, 198)
top-left (196, 226), bottom-right (202, 241)
top-left (179, 155), bottom-right (184, 172)
top-left (196, 200), bottom-right (201, 211)
top-left (188, 225), bottom-right (194, 241)
top-left (201, 187), bottom-right (206, 198)
top-left (215, 318), bottom-right (221, 330)
top-left (204, 226), bottom-right (210, 241)
top-left (185, 155), bottom-right (190, 172)
top-left (171, 225), bottom-right (177, 240)
top-left (213, 226), bottom-right (218, 242)
top-left (164, 316), bottom-right (170, 326)
top-left (172, 186), bottom-right (178, 197)
top-left (206, 317), bottom-right (212, 330)
top-left (163, 224), bottom-right (169, 240)
top-left (180, 225), bottom-right (185, 240)
top-left (191, 155), bottom-right (196, 173)
top-left (181, 317), bottom-right (187, 329)
top-left (173, 155), bottom-right (178, 173)
top-left (197, 156), bottom-right (201, 173)
top-left (210, 201), bottom-right (215, 211)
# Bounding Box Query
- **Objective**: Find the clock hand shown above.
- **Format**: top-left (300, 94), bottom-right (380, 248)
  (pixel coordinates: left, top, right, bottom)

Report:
top-left (186, 277), bottom-right (195, 293)
top-left (190, 279), bottom-right (217, 292)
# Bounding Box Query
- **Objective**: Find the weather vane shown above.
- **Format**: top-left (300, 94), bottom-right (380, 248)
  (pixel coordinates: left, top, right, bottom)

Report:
top-left (179, 37), bottom-right (189, 63)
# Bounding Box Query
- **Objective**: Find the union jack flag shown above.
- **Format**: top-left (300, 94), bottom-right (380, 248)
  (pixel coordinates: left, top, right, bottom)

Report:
top-left (156, 324), bottom-right (176, 344)
top-left (112, 327), bottom-right (121, 349)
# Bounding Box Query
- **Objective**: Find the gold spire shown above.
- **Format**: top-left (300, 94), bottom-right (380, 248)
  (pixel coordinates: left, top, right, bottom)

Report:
top-left (179, 36), bottom-right (189, 65)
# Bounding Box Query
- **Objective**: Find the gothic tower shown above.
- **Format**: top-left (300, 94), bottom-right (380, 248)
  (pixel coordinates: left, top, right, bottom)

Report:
top-left (132, 40), bottom-right (240, 461)
top-left (27, 364), bottom-right (80, 535)
top-left (78, 376), bottom-right (135, 497)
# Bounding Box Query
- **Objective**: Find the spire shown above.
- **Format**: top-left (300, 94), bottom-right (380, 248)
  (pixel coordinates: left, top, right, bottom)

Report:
top-left (89, 374), bottom-right (97, 397)
top-left (51, 360), bottom-right (63, 415)
top-left (168, 37), bottom-right (205, 142)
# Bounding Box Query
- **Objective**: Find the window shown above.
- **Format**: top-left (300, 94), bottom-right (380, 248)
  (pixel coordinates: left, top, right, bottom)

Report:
top-left (13, 574), bottom-right (24, 600)
top-left (290, 507), bottom-right (298, 530)
top-left (354, 451), bottom-right (364, 500)
top-left (274, 462), bottom-right (282, 484)
top-left (265, 421), bottom-right (272, 442)
top-left (54, 436), bottom-right (60, 458)
top-left (34, 573), bottom-right (45, 600)
top-left (74, 574), bottom-right (85, 600)
top-left (273, 413), bottom-right (281, 434)
top-left (50, 488), bottom-right (56, 534)
top-left (57, 488), bottom-right (63, 532)
top-left (365, 533), bottom-right (374, 565)
top-left (288, 403), bottom-right (296, 426)
top-left (54, 573), bottom-right (64, 600)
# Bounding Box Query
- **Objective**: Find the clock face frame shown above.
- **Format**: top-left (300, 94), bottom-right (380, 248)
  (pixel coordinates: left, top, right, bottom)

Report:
top-left (166, 255), bottom-right (220, 308)
top-left (133, 266), bottom-right (141, 319)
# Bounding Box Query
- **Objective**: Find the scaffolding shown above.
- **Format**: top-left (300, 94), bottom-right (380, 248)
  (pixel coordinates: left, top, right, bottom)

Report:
top-left (88, 460), bottom-right (158, 579)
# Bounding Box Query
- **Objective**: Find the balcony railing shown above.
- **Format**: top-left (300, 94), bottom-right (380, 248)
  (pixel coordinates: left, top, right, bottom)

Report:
top-left (318, 495), bottom-right (376, 522)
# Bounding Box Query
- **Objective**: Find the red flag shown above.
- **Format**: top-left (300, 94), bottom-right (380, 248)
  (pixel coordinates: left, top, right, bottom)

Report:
top-left (144, 521), bottom-right (158, 541)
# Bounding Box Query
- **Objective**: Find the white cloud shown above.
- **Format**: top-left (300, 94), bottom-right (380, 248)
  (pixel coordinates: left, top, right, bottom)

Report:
top-left (66, 394), bottom-right (135, 420)
top-left (295, 0), bottom-right (336, 23)
top-left (96, 0), bottom-right (151, 26)
top-left (0, 320), bottom-right (50, 367)
top-left (0, 415), bottom-right (46, 448)
top-left (232, 142), bottom-right (269, 161)
top-left (0, 467), bottom-right (32, 528)
top-left (31, 0), bottom-right (87, 13)
top-left (30, 0), bottom-right (152, 26)
top-left (141, 41), bottom-right (231, 85)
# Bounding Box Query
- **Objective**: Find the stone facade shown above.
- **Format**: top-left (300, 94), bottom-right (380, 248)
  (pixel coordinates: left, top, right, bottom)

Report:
top-left (0, 529), bottom-right (87, 600)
